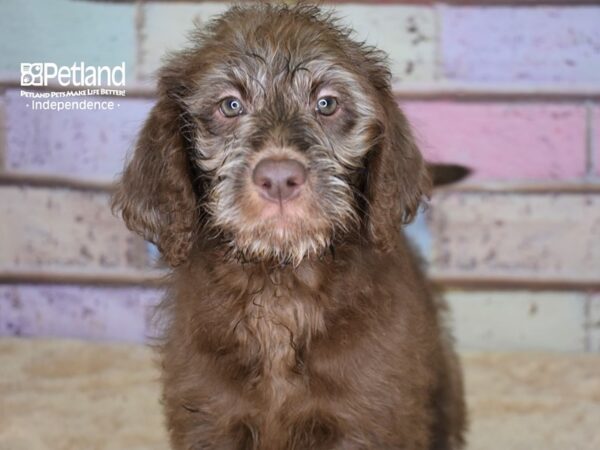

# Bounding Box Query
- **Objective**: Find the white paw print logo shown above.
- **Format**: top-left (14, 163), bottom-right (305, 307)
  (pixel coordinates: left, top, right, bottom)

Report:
top-left (21, 63), bottom-right (44, 86)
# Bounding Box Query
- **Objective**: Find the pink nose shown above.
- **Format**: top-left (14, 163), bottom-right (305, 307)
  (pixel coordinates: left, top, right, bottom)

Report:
top-left (252, 158), bottom-right (307, 203)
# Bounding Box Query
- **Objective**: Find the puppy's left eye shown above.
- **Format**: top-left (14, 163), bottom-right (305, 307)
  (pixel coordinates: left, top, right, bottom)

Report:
top-left (220, 97), bottom-right (244, 118)
top-left (316, 96), bottom-right (338, 116)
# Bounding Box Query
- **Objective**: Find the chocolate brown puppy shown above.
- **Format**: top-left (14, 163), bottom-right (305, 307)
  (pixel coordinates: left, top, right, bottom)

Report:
top-left (113, 3), bottom-right (467, 449)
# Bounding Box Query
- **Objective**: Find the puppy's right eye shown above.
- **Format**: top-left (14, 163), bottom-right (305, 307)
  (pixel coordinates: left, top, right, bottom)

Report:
top-left (220, 97), bottom-right (244, 118)
top-left (316, 96), bottom-right (338, 116)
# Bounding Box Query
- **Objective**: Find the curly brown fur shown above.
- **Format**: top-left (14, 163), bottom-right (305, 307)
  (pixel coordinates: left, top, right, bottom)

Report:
top-left (113, 3), bottom-right (466, 449)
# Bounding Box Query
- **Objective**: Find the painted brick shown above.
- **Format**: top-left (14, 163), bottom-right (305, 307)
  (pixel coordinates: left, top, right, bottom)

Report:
top-left (402, 102), bottom-right (587, 181)
top-left (331, 5), bottom-right (436, 82)
top-left (0, 93), bottom-right (5, 170)
top-left (0, 285), bottom-right (163, 343)
top-left (589, 294), bottom-right (600, 352)
top-left (0, 186), bottom-right (150, 273)
top-left (139, 2), bottom-right (229, 79)
top-left (430, 192), bottom-right (600, 281)
top-left (441, 6), bottom-right (600, 84)
top-left (446, 291), bottom-right (587, 351)
top-left (5, 90), bottom-right (153, 181)
top-left (0, 0), bottom-right (136, 80)
top-left (140, 3), bottom-right (436, 82)
top-left (593, 105), bottom-right (600, 177)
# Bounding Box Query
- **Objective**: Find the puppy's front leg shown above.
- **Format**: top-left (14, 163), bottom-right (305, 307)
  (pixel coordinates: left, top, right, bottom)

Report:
top-left (165, 398), bottom-right (258, 450)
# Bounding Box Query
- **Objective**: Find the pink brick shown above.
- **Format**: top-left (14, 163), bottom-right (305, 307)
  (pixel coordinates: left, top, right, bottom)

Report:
top-left (441, 6), bottom-right (600, 83)
top-left (430, 192), bottom-right (600, 281)
top-left (0, 285), bottom-right (163, 343)
top-left (5, 89), bottom-right (153, 181)
top-left (402, 102), bottom-right (587, 181)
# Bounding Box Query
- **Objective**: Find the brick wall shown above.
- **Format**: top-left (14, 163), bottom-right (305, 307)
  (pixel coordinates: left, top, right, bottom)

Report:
top-left (0, 0), bottom-right (599, 350)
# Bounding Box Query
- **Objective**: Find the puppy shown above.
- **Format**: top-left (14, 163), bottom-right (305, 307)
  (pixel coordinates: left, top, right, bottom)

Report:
top-left (113, 3), bottom-right (466, 449)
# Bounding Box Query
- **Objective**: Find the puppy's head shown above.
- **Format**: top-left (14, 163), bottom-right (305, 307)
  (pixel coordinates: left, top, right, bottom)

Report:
top-left (112, 4), bottom-right (430, 267)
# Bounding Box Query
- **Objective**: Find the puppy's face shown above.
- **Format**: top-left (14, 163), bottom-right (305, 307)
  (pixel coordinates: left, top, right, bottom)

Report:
top-left (113, 5), bottom-right (430, 267)
top-left (182, 9), bottom-right (384, 264)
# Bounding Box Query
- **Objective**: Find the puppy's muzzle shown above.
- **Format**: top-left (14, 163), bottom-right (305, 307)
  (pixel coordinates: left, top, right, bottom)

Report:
top-left (252, 158), bottom-right (307, 203)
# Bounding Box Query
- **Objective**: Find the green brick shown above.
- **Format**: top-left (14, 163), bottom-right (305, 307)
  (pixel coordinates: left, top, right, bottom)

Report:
top-left (0, 0), bottom-right (136, 80)
top-left (589, 294), bottom-right (600, 352)
top-left (447, 291), bottom-right (587, 352)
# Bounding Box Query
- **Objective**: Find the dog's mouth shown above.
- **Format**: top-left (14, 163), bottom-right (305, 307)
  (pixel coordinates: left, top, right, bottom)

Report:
top-left (254, 192), bottom-right (306, 222)
top-left (209, 153), bottom-right (345, 264)
top-left (222, 185), bottom-right (333, 264)
top-left (244, 154), bottom-right (316, 228)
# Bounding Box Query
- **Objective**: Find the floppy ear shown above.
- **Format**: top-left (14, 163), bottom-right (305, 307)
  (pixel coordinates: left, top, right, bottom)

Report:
top-left (428, 163), bottom-right (471, 187)
top-left (112, 93), bottom-right (198, 267)
top-left (366, 94), bottom-right (431, 252)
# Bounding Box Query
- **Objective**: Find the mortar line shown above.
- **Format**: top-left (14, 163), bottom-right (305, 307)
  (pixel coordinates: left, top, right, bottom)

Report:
top-left (584, 291), bottom-right (592, 352)
top-left (586, 102), bottom-right (597, 179)
top-left (433, 2), bottom-right (443, 83)
top-left (134, 0), bottom-right (146, 84)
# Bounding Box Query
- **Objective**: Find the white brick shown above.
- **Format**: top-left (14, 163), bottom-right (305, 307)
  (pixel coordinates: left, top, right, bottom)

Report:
top-left (334, 4), bottom-right (436, 82)
top-left (139, 2), bottom-right (229, 79)
top-left (0, 186), bottom-right (149, 273)
top-left (139, 3), bottom-right (436, 82)
top-left (430, 193), bottom-right (600, 281)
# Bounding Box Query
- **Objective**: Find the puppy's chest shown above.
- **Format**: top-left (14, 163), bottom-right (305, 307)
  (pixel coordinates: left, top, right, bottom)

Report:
top-left (235, 282), bottom-right (320, 394)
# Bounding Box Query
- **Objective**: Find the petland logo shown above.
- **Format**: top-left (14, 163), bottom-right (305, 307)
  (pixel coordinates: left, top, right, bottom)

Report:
top-left (21, 62), bottom-right (126, 87)
top-left (20, 62), bottom-right (127, 111)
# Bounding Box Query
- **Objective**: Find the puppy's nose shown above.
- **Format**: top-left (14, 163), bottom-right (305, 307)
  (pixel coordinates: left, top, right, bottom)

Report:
top-left (252, 158), bottom-right (307, 203)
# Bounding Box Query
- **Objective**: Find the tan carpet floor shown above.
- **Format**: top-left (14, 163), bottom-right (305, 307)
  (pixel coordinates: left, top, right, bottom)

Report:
top-left (0, 338), bottom-right (598, 450)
